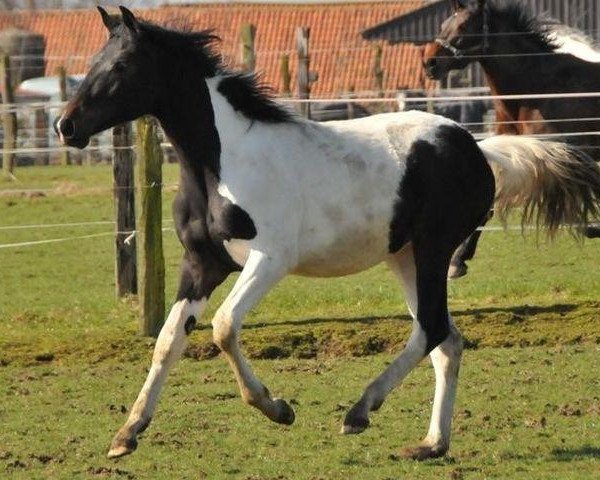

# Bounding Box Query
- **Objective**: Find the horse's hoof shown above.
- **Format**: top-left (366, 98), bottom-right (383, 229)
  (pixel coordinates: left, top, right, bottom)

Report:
top-left (341, 408), bottom-right (370, 434)
top-left (107, 434), bottom-right (137, 459)
top-left (447, 263), bottom-right (467, 279)
top-left (273, 398), bottom-right (295, 425)
top-left (584, 226), bottom-right (600, 238)
top-left (398, 444), bottom-right (447, 461)
top-left (340, 421), bottom-right (369, 434)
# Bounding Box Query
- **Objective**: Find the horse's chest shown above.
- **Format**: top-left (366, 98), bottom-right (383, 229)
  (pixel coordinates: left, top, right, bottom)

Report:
top-left (173, 184), bottom-right (256, 267)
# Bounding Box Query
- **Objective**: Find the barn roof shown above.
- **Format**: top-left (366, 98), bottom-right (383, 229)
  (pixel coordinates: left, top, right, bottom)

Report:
top-left (363, 0), bottom-right (448, 45)
top-left (0, 2), bottom-right (436, 97)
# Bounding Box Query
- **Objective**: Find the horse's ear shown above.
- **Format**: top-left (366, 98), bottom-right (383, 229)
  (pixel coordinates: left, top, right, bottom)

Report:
top-left (448, 0), bottom-right (465, 11)
top-left (119, 6), bottom-right (140, 34)
top-left (97, 6), bottom-right (118, 31)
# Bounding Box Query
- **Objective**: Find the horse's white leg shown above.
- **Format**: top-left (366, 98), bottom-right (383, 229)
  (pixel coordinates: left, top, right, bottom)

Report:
top-left (343, 242), bottom-right (462, 460)
top-left (342, 244), bottom-right (426, 432)
top-left (414, 320), bottom-right (463, 459)
top-left (394, 244), bottom-right (464, 458)
top-left (212, 250), bottom-right (294, 424)
top-left (107, 298), bottom-right (206, 458)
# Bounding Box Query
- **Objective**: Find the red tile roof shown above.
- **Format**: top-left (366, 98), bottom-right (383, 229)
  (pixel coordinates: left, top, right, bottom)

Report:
top-left (0, 3), bottom-right (434, 97)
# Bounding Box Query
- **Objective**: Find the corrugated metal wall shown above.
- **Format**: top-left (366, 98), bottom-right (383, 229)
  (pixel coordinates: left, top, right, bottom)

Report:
top-left (531, 0), bottom-right (600, 40)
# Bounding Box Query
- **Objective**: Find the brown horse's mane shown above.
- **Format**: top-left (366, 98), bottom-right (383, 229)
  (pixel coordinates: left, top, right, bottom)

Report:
top-left (488, 0), bottom-right (600, 56)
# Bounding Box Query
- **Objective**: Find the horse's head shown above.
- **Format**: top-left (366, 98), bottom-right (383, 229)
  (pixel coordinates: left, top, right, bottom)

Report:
top-left (423, 0), bottom-right (489, 80)
top-left (55, 7), bottom-right (161, 148)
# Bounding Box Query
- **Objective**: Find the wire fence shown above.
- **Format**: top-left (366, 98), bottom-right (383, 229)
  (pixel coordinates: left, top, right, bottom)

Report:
top-left (2, 216), bottom-right (598, 251)
top-left (2, 88), bottom-right (600, 250)
top-left (3, 89), bottom-right (600, 159)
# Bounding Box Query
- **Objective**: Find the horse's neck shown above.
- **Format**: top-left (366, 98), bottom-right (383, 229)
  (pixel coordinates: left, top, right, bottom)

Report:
top-left (156, 71), bottom-right (228, 182)
top-left (480, 40), bottom-right (543, 94)
top-left (205, 76), bottom-right (255, 146)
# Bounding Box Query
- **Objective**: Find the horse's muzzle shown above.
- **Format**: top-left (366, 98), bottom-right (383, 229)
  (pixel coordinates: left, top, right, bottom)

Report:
top-left (54, 116), bottom-right (89, 149)
top-left (423, 58), bottom-right (442, 80)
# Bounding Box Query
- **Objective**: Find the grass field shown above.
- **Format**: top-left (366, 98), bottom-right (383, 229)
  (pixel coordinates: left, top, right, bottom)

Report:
top-left (1, 165), bottom-right (599, 479)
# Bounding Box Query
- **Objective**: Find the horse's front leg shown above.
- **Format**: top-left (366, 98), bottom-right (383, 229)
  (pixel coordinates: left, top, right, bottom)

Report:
top-left (211, 249), bottom-right (295, 425)
top-left (108, 254), bottom-right (228, 458)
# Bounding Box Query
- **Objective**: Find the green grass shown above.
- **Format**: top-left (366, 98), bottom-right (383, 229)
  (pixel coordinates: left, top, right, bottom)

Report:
top-left (0, 165), bottom-right (599, 479)
top-left (1, 348), bottom-right (599, 479)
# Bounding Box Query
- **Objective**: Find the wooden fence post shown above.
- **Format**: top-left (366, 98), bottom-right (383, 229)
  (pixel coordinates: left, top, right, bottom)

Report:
top-left (136, 116), bottom-right (165, 337)
top-left (34, 108), bottom-right (49, 165)
top-left (113, 122), bottom-right (137, 298)
top-left (56, 66), bottom-right (71, 166)
top-left (241, 23), bottom-right (256, 72)
top-left (296, 27), bottom-right (311, 119)
top-left (347, 85), bottom-right (356, 120)
top-left (1, 53), bottom-right (17, 180)
top-left (280, 53), bottom-right (291, 97)
top-left (373, 45), bottom-right (384, 112)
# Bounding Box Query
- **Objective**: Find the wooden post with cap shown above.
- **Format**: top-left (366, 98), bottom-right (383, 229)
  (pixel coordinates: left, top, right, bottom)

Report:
top-left (241, 24), bottom-right (257, 72)
top-left (56, 66), bottom-right (71, 166)
top-left (113, 122), bottom-right (137, 299)
top-left (136, 116), bottom-right (165, 337)
top-left (296, 27), bottom-right (311, 119)
top-left (1, 53), bottom-right (17, 180)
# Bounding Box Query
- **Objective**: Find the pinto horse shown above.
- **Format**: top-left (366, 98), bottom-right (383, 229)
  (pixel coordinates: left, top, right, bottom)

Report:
top-left (55, 7), bottom-right (600, 461)
top-left (424, 0), bottom-right (600, 276)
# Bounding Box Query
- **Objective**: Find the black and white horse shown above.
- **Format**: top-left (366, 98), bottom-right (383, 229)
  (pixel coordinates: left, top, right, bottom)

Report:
top-left (55, 7), bottom-right (600, 461)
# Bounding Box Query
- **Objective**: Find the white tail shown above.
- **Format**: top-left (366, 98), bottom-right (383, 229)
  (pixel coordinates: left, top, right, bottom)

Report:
top-left (478, 135), bottom-right (600, 235)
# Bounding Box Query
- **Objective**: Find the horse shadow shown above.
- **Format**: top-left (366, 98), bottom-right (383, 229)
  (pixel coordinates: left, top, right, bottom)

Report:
top-left (551, 446), bottom-right (600, 461)
top-left (234, 302), bottom-right (581, 331)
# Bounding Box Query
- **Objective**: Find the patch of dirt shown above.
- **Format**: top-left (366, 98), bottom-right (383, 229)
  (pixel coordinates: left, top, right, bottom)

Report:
top-left (29, 453), bottom-right (60, 465)
top-left (0, 450), bottom-right (12, 460)
top-left (559, 404), bottom-right (582, 417)
top-left (209, 392), bottom-right (237, 401)
top-left (184, 342), bottom-right (220, 360)
top-left (34, 352), bottom-right (55, 362)
top-left (251, 344), bottom-right (290, 360)
top-left (6, 459), bottom-right (27, 469)
top-left (524, 416), bottom-right (547, 428)
top-left (87, 467), bottom-right (135, 479)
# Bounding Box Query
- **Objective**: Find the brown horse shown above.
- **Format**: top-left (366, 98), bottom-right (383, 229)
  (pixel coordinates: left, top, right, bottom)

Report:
top-left (423, 0), bottom-right (600, 276)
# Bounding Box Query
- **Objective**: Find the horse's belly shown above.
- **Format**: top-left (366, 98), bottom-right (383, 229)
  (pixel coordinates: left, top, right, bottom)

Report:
top-left (292, 228), bottom-right (389, 277)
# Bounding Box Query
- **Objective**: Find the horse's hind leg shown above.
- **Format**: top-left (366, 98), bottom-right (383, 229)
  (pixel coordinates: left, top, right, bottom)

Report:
top-left (341, 244), bottom-right (428, 429)
top-left (342, 241), bottom-right (462, 459)
top-left (388, 246), bottom-right (463, 459)
top-left (448, 210), bottom-right (492, 279)
top-left (402, 321), bottom-right (463, 460)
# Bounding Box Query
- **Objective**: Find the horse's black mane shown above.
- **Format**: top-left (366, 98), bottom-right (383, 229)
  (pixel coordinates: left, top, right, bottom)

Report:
top-left (138, 19), bottom-right (295, 124)
top-left (487, 0), bottom-right (559, 53)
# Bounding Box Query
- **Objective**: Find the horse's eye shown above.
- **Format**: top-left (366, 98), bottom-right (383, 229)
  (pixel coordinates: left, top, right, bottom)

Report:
top-left (114, 62), bottom-right (126, 72)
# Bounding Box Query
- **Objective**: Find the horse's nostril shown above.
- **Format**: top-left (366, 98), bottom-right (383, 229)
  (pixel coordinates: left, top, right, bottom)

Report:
top-left (59, 118), bottom-right (76, 139)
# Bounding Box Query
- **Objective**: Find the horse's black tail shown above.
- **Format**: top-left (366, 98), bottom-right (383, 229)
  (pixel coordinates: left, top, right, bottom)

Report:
top-left (478, 135), bottom-right (600, 237)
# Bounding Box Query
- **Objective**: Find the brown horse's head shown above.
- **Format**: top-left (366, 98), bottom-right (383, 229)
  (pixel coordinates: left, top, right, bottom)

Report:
top-left (423, 0), bottom-right (489, 80)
